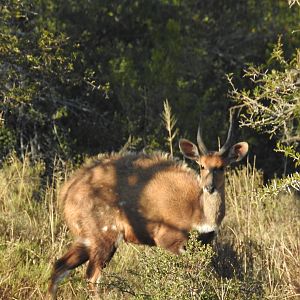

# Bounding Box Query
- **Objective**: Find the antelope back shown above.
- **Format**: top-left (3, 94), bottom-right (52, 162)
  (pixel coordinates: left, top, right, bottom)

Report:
top-left (61, 153), bottom-right (202, 245)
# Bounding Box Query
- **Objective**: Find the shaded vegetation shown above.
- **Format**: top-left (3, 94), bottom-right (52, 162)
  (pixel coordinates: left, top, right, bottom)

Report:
top-left (1, 0), bottom-right (300, 177)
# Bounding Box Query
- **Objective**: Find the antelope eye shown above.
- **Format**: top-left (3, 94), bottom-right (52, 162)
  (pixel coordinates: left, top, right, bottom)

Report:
top-left (200, 164), bottom-right (205, 170)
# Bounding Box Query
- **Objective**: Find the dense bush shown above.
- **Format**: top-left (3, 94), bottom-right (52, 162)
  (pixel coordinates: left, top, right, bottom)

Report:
top-left (1, 0), bottom-right (300, 176)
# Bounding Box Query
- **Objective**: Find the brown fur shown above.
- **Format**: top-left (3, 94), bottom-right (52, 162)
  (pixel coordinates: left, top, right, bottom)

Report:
top-left (48, 142), bottom-right (248, 298)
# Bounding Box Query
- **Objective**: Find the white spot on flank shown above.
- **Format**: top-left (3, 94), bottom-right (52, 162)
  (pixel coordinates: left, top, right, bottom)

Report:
top-left (79, 238), bottom-right (91, 247)
top-left (74, 222), bottom-right (81, 231)
top-left (111, 225), bottom-right (117, 231)
top-left (102, 226), bottom-right (108, 232)
top-left (193, 224), bottom-right (218, 234)
top-left (96, 276), bottom-right (102, 284)
top-left (179, 247), bottom-right (186, 254)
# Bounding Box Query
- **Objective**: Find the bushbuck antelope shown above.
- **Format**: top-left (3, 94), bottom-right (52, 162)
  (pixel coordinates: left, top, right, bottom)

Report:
top-left (48, 116), bottom-right (248, 298)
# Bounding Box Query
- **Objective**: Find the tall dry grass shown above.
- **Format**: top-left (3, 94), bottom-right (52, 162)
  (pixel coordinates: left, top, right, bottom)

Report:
top-left (0, 154), bottom-right (299, 299)
top-left (219, 162), bottom-right (300, 298)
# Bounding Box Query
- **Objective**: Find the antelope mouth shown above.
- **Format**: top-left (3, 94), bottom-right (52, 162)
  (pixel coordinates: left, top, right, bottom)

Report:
top-left (193, 223), bottom-right (218, 234)
top-left (192, 223), bottom-right (218, 244)
top-left (203, 187), bottom-right (219, 195)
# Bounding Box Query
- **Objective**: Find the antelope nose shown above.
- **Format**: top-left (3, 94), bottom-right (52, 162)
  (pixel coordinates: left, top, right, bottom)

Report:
top-left (204, 185), bottom-right (215, 194)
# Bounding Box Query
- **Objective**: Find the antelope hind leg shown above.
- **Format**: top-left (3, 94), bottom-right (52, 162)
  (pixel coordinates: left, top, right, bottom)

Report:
top-left (48, 241), bottom-right (89, 299)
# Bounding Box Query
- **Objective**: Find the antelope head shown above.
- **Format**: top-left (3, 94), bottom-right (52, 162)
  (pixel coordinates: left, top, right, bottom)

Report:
top-left (179, 113), bottom-right (248, 239)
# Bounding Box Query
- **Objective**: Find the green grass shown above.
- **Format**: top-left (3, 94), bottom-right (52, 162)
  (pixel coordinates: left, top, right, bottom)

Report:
top-left (0, 154), bottom-right (299, 299)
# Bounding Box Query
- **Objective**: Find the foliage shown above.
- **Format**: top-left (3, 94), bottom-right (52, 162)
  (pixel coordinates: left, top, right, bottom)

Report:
top-left (275, 142), bottom-right (300, 166)
top-left (124, 232), bottom-right (262, 300)
top-left (1, 1), bottom-right (300, 177)
top-left (229, 38), bottom-right (300, 145)
top-left (229, 37), bottom-right (300, 189)
top-left (0, 0), bottom-right (112, 160)
top-left (132, 234), bottom-right (216, 299)
top-left (261, 143), bottom-right (300, 197)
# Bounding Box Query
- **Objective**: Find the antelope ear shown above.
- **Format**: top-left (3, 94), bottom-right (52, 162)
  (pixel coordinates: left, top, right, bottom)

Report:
top-left (179, 139), bottom-right (200, 160)
top-left (227, 142), bottom-right (249, 163)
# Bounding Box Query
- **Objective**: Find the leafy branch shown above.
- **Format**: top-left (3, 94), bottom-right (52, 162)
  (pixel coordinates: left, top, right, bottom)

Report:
top-left (261, 172), bottom-right (300, 200)
top-left (228, 38), bottom-right (300, 145)
top-left (259, 142), bottom-right (300, 198)
top-left (275, 142), bottom-right (300, 167)
top-left (229, 39), bottom-right (300, 193)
